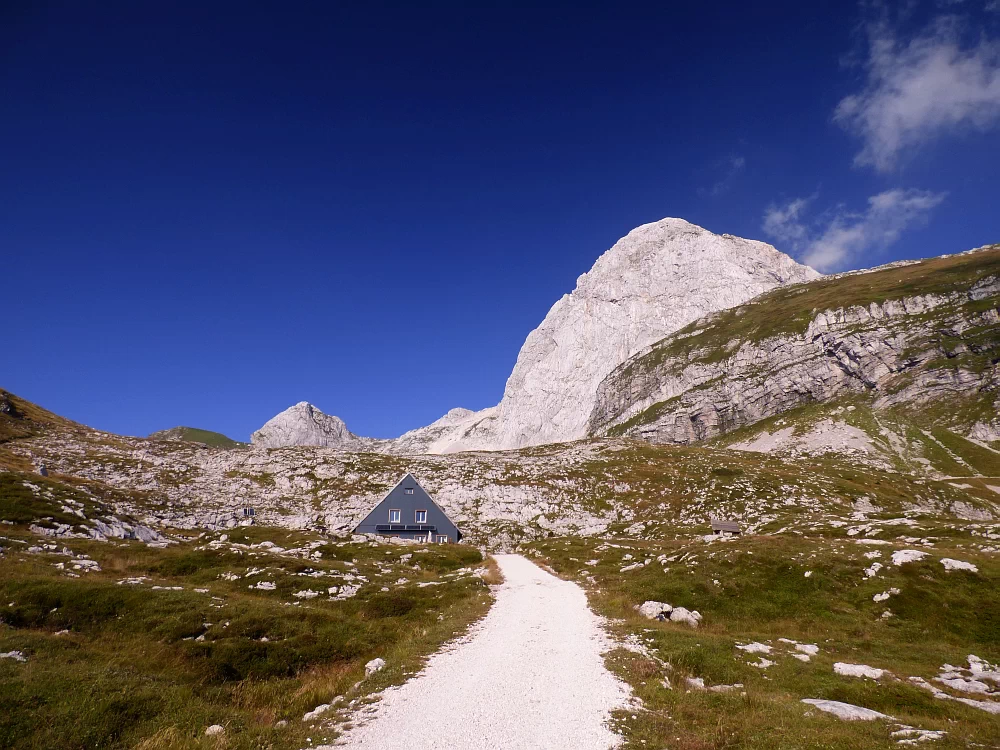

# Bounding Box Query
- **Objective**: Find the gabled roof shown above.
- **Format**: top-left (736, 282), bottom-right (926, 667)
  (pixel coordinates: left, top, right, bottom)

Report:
top-left (358, 472), bottom-right (460, 530)
top-left (392, 472), bottom-right (452, 513)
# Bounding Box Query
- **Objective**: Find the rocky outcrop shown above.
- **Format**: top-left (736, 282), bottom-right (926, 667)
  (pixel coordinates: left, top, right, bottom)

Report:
top-left (453, 218), bottom-right (818, 451)
top-left (589, 251), bottom-right (999, 445)
top-left (253, 218), bottom-right (817, 452)
top-left (252, 402), bottom-right (382, 451)
top-left (388, 406), bottom-right (497, 455)
top-left (0, 391), bottom-right (21, 418)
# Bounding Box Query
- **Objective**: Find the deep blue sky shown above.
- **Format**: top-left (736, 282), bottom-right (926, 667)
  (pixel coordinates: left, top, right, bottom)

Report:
top-left (3, 1), bottom-right (999, 440)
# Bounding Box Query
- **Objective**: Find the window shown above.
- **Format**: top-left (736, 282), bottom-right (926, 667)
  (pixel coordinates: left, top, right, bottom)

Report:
top-left (389, 509), bottom-right (401, 524)
top-left (415, 510), bottom-right (427, 524)
top-left (436, 535), bottom-right (448, 544)
top-left (403, 488), bottom-right (414, 495)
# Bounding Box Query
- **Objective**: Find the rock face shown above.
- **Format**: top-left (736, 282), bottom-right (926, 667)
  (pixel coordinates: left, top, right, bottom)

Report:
top-left (589, 246), bottom-right (1000, 445)
top-left (456, 218), bottom-right (819, 450)
top-left (253, 218), bottom-right (817, 452)
top-left (389, 406), bottom-right (497, 455)
top-left (252, 402), bottom-right (376, 450)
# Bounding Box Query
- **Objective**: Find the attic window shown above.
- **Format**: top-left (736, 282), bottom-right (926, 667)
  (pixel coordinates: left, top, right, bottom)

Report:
top-left (389, 509), bottom-right (401, 523)
top-left (404, 488), bottom-right (414, 495)
top-left (415, 510), bottom-right (427, 524)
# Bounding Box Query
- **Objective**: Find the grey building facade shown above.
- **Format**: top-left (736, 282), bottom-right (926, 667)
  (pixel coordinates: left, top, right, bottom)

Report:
top-left (354, 473), bottom-right (462, 543)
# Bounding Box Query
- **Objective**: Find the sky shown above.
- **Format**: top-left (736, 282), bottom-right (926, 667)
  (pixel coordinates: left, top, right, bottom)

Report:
top-left (3, 0), bottom-right (1000, 440)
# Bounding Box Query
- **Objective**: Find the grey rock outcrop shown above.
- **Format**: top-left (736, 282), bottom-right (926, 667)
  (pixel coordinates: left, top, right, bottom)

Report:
top-left (454, 218), bottom-right (819, 451)
top-left (252, 402), bottom-right (380, 450)
top-left (589, 253), bottom-right (999, 445)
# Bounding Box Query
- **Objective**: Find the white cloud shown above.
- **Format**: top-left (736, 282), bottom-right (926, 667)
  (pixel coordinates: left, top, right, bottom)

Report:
top-left (762, 196), bottom-right (813, 246)
top-left (835, 15), bottom-right (1000, 171)
top-left (762, 189), bottom-right (946, 272)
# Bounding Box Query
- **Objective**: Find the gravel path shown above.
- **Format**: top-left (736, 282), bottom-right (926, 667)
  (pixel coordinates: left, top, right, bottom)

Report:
top-left (336, 554), bottom-right (630, 749)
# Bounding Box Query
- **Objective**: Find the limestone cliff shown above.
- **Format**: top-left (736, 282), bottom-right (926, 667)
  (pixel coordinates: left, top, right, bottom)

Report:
top-left (588, 246), bottom-right (1000, 445)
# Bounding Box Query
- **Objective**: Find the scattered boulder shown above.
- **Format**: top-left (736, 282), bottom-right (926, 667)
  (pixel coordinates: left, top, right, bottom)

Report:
top-left (365, 657), bottom-right (386, 677)
top-left (801, 698), bottom-right (893, 721)
top-left (891, 550), bottom-right (928, 566)
top-left (940, 558), bottom-right (978, 573)
top-left (669, 607), bottom-right (703, 628)
top-left (736, 642), bottom-right (772, 654)
top-left (636, 601), bottom-right (672, 620)
top-left (635, 601), bottom-right (701, 627)
top-left (834, 662), bottom-right (889, 680)
top-left (205, 724), bottom-right (225, 736)
top-left (303, 703), bottom-right (332, 722)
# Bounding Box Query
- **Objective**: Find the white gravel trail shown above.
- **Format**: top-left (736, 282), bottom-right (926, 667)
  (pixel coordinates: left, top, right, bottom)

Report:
top-left (336, 554), bottom-right (630, 749)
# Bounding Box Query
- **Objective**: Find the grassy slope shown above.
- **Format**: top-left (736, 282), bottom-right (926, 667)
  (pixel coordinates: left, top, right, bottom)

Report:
top-left (529, 528), bottom-right (999, 750)
top-left (641, 245), bottom-right (1000, 370)
top-left (149, 426), bottom-right (245, 449)
top-left (4, 388), bottom-right (1000, 747)
top-left (0, 516), bottom-right (489, 749)
top-left (0, 421), bottom-right (492, 750)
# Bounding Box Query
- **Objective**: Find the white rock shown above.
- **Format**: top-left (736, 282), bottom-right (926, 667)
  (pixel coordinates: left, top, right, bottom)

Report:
top-left (736, 642), bottom-right (772, 654)
top-left (365, 657), bottom-right (386, 677)
top-left (636, 601), bottom-right (672, 620)
top-left (463, 218), bottom-right (818, 451)
top-left (891, 726), bottom-right (946, 744)
top-left (668, 607), bottom-right (702, 628)
top-left (205, 724), bottom-right (225, 736)
top-left (874, 588), bottom-right (900, 602)
top-left (252, 402), bottom-right (370, 450)
top-left (801, 699), bottom-right (893, 721)
top-left (0, 651), bottom-right (27, 662)
top-left (834, 662), bottom-right (888, 680)
top-left (940, 558), bottom-right (978, 573)
top-left (864, 562), bottom-right (883, 578)
top-left (302, 703), bottom-right (331, 722)
top-left (891, 550), bottom-right (928, 566)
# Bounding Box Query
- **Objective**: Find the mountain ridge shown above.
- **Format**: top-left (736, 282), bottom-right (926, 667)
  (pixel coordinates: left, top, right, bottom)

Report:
top-left (251, 217), bottom-right (819, 453)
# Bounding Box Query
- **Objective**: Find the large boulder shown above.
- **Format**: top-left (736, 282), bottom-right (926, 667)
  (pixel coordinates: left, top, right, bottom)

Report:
top-left (636, 601), bottom-right (672, 620)
top-left (669, 607), bottom-right (703, 628)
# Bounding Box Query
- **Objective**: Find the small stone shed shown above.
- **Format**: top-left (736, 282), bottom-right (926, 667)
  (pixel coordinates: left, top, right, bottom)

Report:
top-left (710, 519), bottom-right (742, 536)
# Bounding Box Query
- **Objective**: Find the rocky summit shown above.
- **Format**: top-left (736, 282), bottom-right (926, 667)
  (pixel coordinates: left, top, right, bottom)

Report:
top-left (251, 218), bottom-right (819, 453)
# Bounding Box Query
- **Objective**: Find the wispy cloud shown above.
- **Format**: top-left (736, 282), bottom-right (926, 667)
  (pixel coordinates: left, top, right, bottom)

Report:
top-left (762, 189), bottom-right (946, 272)
top-left (762, 195), bottom-right (813, 247)
top-left (835, 14), bottom-right (1000, 171)
top-left (699, 154), bottom-right (746, 197)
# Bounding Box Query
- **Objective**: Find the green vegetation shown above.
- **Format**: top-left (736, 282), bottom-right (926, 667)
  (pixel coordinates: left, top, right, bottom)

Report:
top-left (149, 427), bottom-right (244, 449)
top-left (0, 482), bottom-right (490, 749)
top-left (529, 528), bottom-right (1000, 749)
top-left (619, 245), bottom-right (1000, 379)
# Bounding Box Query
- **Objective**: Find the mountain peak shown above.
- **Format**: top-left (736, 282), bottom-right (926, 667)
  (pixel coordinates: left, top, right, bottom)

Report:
top-left (252, 402), bottom-right (359, 449)
top-left (250, 218), bottom-right (819, 453)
